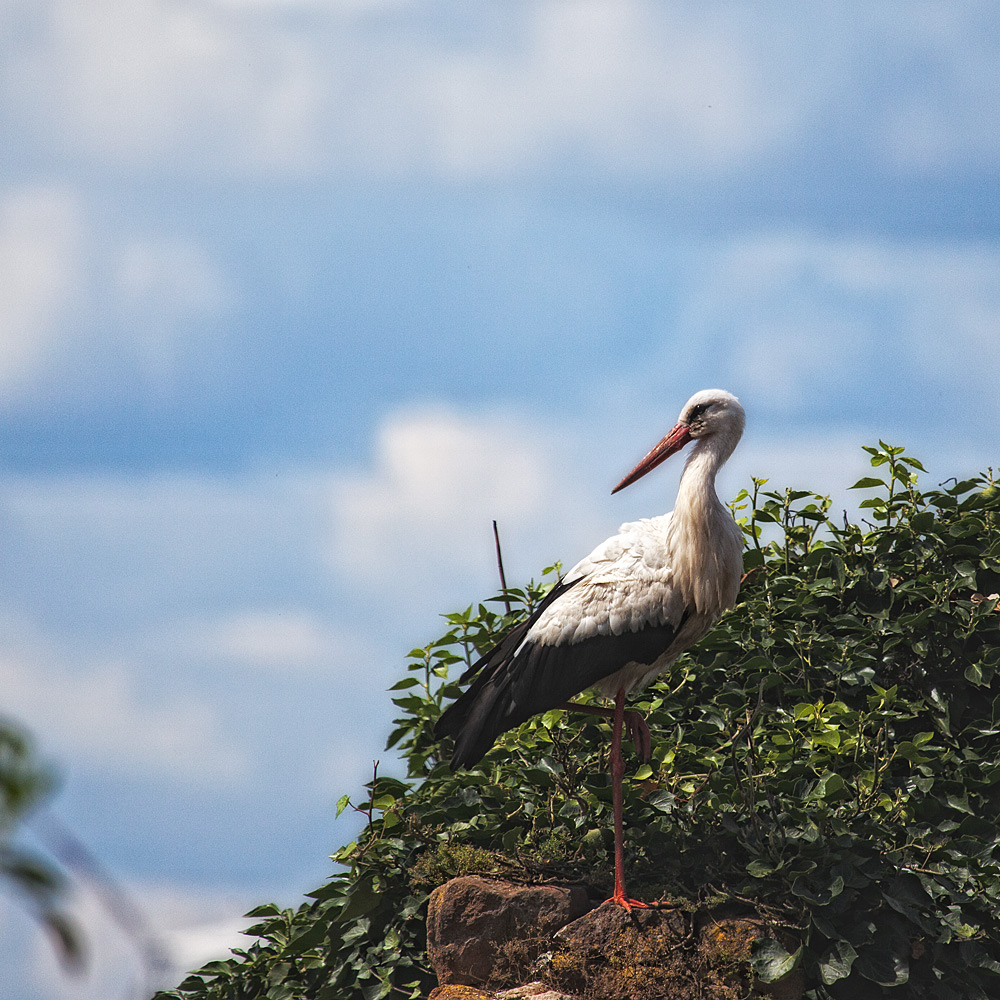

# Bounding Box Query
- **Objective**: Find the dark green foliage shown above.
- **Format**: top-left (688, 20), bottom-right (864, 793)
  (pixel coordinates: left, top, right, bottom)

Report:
top-left (157, 444), bottom-right (1000, 999)
top-left (0, 718), bottom-right (82, 968)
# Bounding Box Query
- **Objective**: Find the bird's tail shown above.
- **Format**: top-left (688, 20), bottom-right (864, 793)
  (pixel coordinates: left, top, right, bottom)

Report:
top-left (433, 577), bottom-right (580, 769)
top-left (434, 677), bottom-right (512, 769)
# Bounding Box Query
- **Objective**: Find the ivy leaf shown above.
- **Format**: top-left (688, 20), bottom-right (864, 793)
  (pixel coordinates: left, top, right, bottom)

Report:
top-left (339, 876), bottom-right (380, 922)
top-left (819, 938), bottom-right (858, 984)
top-left (855, 944), bottom-right (909, 987)
top-left (751, 938), bottom-right (800, 983)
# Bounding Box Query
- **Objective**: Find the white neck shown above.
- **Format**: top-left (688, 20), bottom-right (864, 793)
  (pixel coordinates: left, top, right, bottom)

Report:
top-left (667, 429), bottom-right (743, 616)
top-left (675, 430), bottom-right (736, 519)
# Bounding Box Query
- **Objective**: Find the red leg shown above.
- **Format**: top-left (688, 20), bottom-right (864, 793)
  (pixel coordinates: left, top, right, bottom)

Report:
top-left (558, 700), bottom-right (651, 762)
top-left (604, 687), bottom-right (648, 911)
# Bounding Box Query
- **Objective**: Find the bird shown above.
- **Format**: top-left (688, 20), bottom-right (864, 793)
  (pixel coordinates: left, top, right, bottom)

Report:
top-left (434, 389), bottom-right (746, 909)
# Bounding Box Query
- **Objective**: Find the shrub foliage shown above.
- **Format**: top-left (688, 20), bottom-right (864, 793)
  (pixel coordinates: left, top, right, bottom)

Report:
top-left (157, 444), bottom-right (1000, 999)
top-left (0, 719), bottom-right (80, 966)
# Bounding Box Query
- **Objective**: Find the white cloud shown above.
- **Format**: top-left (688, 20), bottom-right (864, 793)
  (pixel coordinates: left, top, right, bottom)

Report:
top-left (0, 615), bottom-right (247, 785)
top-left (0, 466), bottom-right (399, 774)
top-left (0, 182), bottom-right (232, 404)
top-left (0, 187), bottom-right (82, 395)
top-left (6, 0), bottom-right (326, 174)
top-left (0, 470), bottom-right (323, 606)
top-left (172, 610), bottom-right (371, 673)
top-left (13, 0), bottom-right (978, 182)
top-left (110, 237), bottom-right (232, 385)
top-left (0, 874), bottom-right (258, 1000)
top-left (321, 405), bottom-right (918, 617)
top-left (664, 233), bottom-right (1000, 416)
top-left (416, 3), bottom-right (791, 179)
top-left (131, 881), bottom-right (259, 988)
top-left (327, 407), bottom-right (603, 599)
top-left (879, 5), bottom-right (1000, 171)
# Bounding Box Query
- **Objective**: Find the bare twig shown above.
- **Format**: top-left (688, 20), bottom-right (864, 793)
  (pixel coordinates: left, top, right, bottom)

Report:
top-left (351, 760), bottom-right (380, 834)
top-left (493, 520), bottom-right (511, 614)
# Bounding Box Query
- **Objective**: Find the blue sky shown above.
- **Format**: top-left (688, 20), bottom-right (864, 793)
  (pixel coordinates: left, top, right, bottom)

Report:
top-left (1, 2), bottom-right (999, 996)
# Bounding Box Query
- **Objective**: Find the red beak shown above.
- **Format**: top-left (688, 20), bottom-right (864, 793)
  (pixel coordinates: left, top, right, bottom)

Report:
top-left (611, 422), bottom-right (691, 494)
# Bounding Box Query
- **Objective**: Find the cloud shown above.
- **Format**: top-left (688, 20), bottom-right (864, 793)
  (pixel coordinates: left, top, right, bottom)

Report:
top-left (879, 5), bottom-right (1000, 171)
top-left (326, 407), bottom-right (605, 601)
top-left (5, 0), bottom-right (326, 175)
top-left (130, 880), bottom-right (259, 989)
top-left (0, 466), bottom-right (405, 798)
top-left (0, 616), bottom-right (247, 785)
top-left (108, 236), bottom-right (232, 387)
top-left (0, 873), bottom-right (259, 1000)
top-left (413, 3), bottom-right (789, 179)
top-left (0, 471), bottom-right (325, 621)
top-left (170, 610), bottom-right (372, 673)
top-left (0, 182), bottom-right (232, 406)
top-left (649, 233), bottom-right (1000, 424)
top-left (12, 1), bottom-right (995, 182)
top-left (0, 187), bottom-right (82, 395)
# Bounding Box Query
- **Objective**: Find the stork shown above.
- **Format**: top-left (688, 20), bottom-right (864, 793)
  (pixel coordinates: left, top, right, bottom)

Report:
top-left (434, 389), bottom-right (745, 909)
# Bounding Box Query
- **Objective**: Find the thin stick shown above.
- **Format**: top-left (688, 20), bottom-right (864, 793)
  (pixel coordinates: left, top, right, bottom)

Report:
top-left (493, 520), bottom-right (511, 614)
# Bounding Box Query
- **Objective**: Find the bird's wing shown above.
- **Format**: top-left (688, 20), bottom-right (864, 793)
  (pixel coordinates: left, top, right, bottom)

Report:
top-left (529, 514), bottom-right (688, 644)
top-left (435, 515), bottom-right (691, 768)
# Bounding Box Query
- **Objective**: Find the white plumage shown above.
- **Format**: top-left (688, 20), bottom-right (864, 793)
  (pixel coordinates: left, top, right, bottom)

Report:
top-left (437, 387), bottom-right (745, 764)
top-left (435, 388), bottom-right (746, 908)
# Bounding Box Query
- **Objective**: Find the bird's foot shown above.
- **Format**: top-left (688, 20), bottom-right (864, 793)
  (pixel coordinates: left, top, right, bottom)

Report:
top-left (623, 710), bottom-right (651, 763)
top-left (602, 892), bottom-right (650, 912)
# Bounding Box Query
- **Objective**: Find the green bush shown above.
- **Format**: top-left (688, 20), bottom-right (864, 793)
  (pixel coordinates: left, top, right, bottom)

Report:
top-left (157, 444), bottom-right (1000, 1000)
top-left (0, 719), bottom-right (79, 965)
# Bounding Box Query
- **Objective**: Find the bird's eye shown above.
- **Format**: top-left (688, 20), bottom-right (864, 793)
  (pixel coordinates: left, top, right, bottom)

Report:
top-left (688, 403), bottom-right (710, 421)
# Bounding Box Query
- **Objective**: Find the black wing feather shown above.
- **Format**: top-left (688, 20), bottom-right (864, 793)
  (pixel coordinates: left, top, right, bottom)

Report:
top-left (434, 580), bottom-right (685, 769)
top-left (456, 577), bottom-right (580, 685)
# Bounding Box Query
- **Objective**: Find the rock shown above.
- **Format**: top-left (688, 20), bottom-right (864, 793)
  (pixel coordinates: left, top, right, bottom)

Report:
top-left (554, 900), bottom-right (689, 952)
top-left (540, 902), bottom-right (804, 1000)
top-left (495, 983), bottom-right (575, 999)
top-left (427, 980), bottom-right (575, 1000)
top-left (545, 902), bottom-right (689, 998)
top-left (428, 987), bottom-right (493, 1000)
top-left (426, 876), bottom-right (592, 988)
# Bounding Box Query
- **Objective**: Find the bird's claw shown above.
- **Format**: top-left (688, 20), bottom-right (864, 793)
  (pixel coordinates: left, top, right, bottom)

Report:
top-left (623, 710), bottom-right (651, 763)
top-left (603, 893), bottom-right (651, 912)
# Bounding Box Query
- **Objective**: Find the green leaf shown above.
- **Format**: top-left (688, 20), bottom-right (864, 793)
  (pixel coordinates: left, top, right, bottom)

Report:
top-left (855, 943), bottom-right (909, 987)
top-left (819, 938), bottom-right (858, 984)
top-left (791, 873), bottom-right (844, 905)
top-left (751, 938), bottom-right (800, 983)
top-left (810, 773), bottom-right (846, 800)
top-left (388, 677), bottom-right (420, 690)
top-left (340, 877), bottom-right (379, 921)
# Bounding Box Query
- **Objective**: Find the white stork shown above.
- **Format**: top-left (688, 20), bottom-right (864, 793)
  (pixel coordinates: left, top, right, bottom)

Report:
top-left (434, 389), bottom-right (745, 909)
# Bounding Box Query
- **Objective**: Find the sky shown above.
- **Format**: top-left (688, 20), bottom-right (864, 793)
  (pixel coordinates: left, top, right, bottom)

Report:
top-left (0, 1), bottom-right (998, 996)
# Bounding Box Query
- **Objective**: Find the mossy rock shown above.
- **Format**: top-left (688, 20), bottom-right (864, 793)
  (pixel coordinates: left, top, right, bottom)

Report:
top-left (540, 903), bottom-right (802, 1000)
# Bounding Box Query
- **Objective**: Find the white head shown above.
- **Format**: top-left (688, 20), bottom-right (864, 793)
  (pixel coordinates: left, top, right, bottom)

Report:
top-left (612, 389), bottom-right (744, 494)
top-left (678, 388), bottom-right (745, 445)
